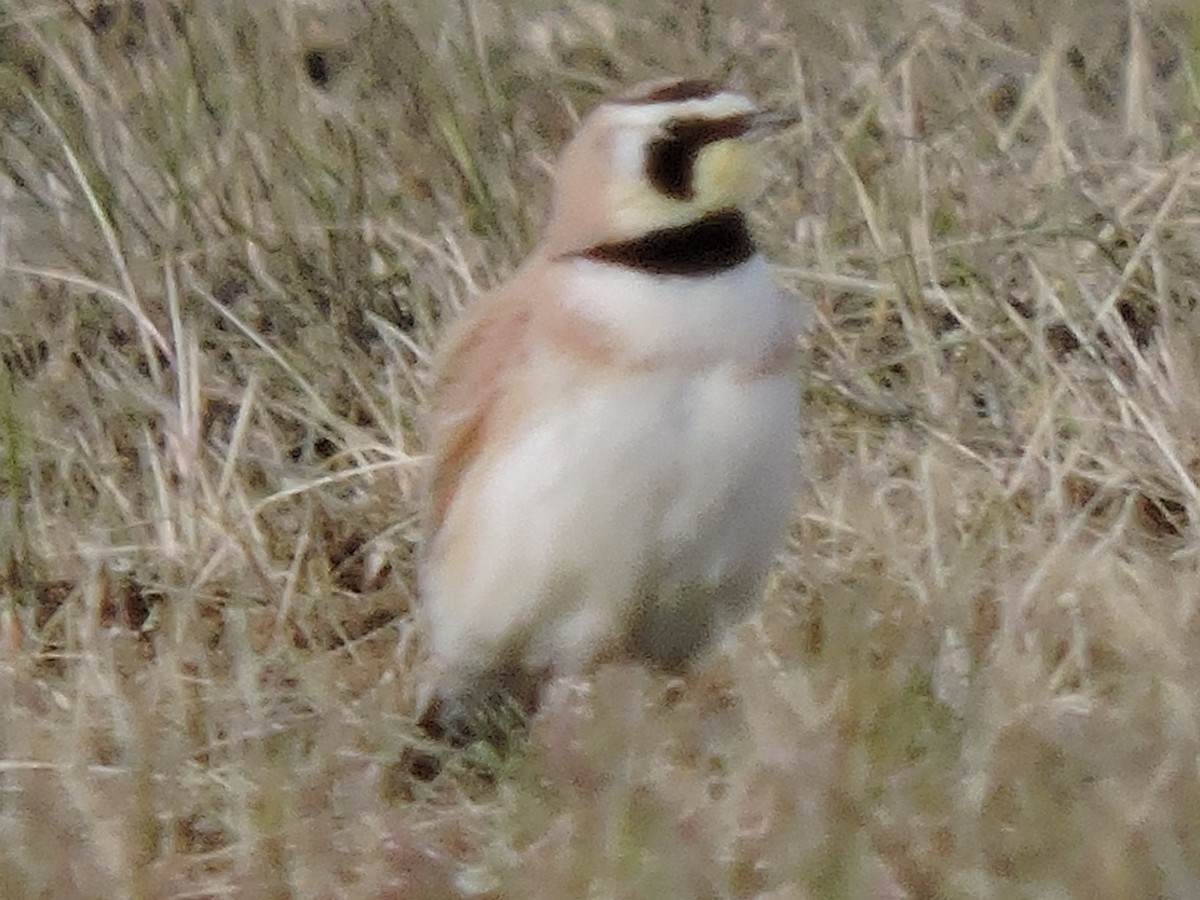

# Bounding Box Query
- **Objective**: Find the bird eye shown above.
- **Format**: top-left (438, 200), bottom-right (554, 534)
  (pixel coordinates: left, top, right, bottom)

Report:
top-left (644, 115), bottom-right (754, 202)
top-left (645, 125), bottom-right (694, 200)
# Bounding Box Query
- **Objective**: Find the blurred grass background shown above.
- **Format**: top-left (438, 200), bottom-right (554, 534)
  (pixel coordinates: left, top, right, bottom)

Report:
top-left (2, 0), bottom-right (1200, 896)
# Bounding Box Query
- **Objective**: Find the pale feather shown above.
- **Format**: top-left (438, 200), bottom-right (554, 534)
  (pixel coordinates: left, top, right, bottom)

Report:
top-left (420, 251), bottom-right (800, 696)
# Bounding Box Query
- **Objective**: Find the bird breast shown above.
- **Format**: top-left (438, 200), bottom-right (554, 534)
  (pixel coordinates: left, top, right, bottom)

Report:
top-left (423, 254), bottom-right (800, 682)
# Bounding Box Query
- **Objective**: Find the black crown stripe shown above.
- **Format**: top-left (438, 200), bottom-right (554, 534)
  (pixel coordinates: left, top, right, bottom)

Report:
top-left (616, 79), bottom-right (723, 105)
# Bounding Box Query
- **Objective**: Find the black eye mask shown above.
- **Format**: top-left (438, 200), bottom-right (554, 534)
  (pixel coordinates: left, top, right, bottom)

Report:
top-left (644, 114), bottom-right (752, 201)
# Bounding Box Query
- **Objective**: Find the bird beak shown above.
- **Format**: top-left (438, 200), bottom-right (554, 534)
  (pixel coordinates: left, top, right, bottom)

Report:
top-left (745, 109), bottom-right (799, 139)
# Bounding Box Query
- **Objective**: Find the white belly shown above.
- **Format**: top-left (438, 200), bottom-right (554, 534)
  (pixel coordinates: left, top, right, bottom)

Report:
top-left (426, 363), bottom-right (799, 681)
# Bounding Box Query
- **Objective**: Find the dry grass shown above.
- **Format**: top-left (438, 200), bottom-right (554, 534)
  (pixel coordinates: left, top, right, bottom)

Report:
top-left (2, 0), bottom-right (1200, 896)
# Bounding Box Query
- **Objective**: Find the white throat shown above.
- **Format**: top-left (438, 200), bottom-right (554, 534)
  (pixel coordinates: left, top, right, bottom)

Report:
top-left (559, 255), bottom-right (786, 366)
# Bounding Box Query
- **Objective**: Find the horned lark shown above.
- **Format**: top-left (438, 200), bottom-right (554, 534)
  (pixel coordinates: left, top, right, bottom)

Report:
top-left (418, 77), bottom-right (802, 740)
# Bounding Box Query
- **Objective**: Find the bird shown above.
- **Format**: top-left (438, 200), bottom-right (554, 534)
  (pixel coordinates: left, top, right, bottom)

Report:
top-left (416, 76), bottom-right (803, 744)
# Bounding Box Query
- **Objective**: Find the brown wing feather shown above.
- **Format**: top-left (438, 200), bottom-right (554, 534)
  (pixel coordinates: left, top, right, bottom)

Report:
top-left (424, 274), bottom-right (537, 539)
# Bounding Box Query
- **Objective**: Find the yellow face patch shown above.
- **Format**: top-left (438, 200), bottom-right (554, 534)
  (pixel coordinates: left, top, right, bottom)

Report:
top-left (693, 139), bottom-right (759, 213)
top-left (610, 137), bottom-right (763, 235)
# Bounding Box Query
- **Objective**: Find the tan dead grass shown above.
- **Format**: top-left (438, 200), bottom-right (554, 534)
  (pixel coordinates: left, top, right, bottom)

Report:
top-left (2, 0), bottom-right (1200, 896)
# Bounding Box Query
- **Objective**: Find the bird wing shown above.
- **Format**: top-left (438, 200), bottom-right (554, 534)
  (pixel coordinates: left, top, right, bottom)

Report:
top-left (423, 272), bottom-right (537, 541)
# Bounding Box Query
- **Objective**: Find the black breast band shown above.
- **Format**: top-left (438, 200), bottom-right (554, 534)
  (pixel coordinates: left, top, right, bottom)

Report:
top-left (571, 209), bottom-right (756, 276)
